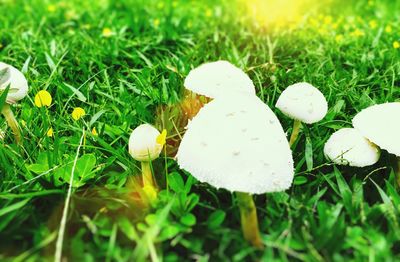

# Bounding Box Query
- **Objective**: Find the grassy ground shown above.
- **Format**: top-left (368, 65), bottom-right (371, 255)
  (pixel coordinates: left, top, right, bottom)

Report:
top-left (1, 0), bottom-right (400, 261)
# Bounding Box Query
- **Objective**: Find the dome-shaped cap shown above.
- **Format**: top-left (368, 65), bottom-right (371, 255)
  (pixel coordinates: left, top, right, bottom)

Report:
top-left (184, 60), bottom-right (255, 99)
top-left (129, 124), bottom-right (165, 162)
top-left (276, 82), bottom-right (328, 124)
top-left (352, 102), bottom-right (400, 157)
top-left (176, 94), bottom-right (294, 194)
top-left (0, 62), bottom-right (28, 104)
top-left (324, 128), bottom-right (380, 167)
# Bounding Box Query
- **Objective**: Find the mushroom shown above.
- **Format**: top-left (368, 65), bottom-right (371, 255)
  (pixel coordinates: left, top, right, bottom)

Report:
top-left (276, 82), bottom-right (328, 146)
top-left (128, 124), bottom-right (167, 199)
top-left (352, 102), bottom-right (400, 186)
top-left (184, 60), bottom-right (256, 99)
top-left (324, 128), bottom-right (380, 167)
top-left (176, 94), bottom-right (294, 248)
top-left (0, 62), bottom-right (29, 144)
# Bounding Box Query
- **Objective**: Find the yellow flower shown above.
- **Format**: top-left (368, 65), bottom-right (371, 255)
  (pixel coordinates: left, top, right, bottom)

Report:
top-left (351, 29), bottom-right (364, 37)
top-left (156, 129), bottom-right (167, 145)
top-left (91, 127), bottom-right (98, 136)
top-left (72, 107), bottom-right (85, 120)
top-left (324, 16), bottom-right (332, 25)
top-left (47, 4), bottom-right (56, 12)
top-left (385, 25), bottom-right (392, 33)
top-left (153, 19), bottom-right (160, 27)
top-left (369, 20), bottom-right (377, 29)
top-left (393, 41), bottom-right (400, 49)
top-left (102, 28), bottom-right (113, 38)
top-left (335, 34), bottom-right (344, 43)
top-left (34, 90), bottom-right (52, 107)
top-left (47, 127), bottom-right (54, 137)
top-left (205, 9), bottom-right (212, 17)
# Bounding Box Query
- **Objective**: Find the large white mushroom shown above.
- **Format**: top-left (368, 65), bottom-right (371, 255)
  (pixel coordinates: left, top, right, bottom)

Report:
top-left (184, 60), bottom-right (256, 99)
top-left (352, 102), bottom-right (400, 186)
top-left (0, 62), bottom-right (29, 144)
top-left (276, 82), bottom-right (328, 146)
top-left (177, 94), bottom-right (293, 247)
top-left (324, 128), bottom-right (380, 167)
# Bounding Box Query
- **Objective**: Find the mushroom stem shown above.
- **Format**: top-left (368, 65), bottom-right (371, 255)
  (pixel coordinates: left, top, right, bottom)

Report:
top-left (236, 192), bottom-right (263, 249)
top-left (289, 120), bottom-right (302, 147)
top-left (396, 157), bottom-right (400, 189)
top-left (141, 161), bottom-right (158, 191)
top-left (1, 104), bottom-right (21, 144)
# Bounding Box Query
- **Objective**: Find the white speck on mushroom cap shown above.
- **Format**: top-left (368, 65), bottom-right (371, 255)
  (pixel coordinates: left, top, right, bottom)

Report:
top-left (324, 128), bottom-right (380, 167)
top-left (275, 82), bottom-right (328, 124)
top-left (128, 124), bottom-right (163, 162)
top-left (184, 60), bottom-right (255, 99)
top-left (352, 102), bottom-right (400, 157)
top-left (176, 94), bottom-right (294, 194)
top-left (0, 62), bottom-right (29, 104)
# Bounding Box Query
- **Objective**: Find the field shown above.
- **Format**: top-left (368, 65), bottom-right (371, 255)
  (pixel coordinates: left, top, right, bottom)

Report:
top-left (1, 0), bottom-right (400, 261)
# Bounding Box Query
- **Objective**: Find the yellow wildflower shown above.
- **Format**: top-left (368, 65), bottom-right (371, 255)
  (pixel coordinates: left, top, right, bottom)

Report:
top-left (369, 20), bottom-right (377, 29)
top-left (324, 16), bottom-right (332, 25)
top-left (385, 25), bottom-right (392, 33)
top-left (335, 34), bottom-right (344, 43)
top-left (47, 4), bottom-right (56, 12)
top-left (34, 90), bottom-right (52, 108)
top-left (351, 29), bottom-right (364, 37)
top-left (102, 28), bottom-right (113, 38)
top-left (156, 129), bottom-right (167, 145)
top-left (47, 128), bottom-right (54, 137)
top-left (153, 19), bottom-right (160, 27)
top-left (72, 107), bottom-right (85, 120)
top-left (393, 41), bottom-right (400, 49)
top-left (91, 127), bottom-right (98, 136)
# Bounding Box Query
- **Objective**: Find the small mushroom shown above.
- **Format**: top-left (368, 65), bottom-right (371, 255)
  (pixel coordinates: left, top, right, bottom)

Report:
top-left (352, 102), bottom-right (400, 187)
top-left (184, 60), bottom-right (255, 99)
top-left (176, 94), bottom-right (294, 248)
top-left (276, 82), bottom-right (328, 146)
top-left (324, 128), bottom-right (380, 167)
top-left (128, 124), bottom-right (167, 199)
top-left (0, 62), bottom-right (29, 144)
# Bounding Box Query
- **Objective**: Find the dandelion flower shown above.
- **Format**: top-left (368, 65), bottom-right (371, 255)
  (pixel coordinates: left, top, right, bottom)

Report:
top-left (393, 41), bottom-right (400, 49)
top-left (385, 25), bottom-right (392, 33)
top-left (153, 19), bottom-right (160, 27)
top-left (47, 127), bottom-right (54, 137)
top-left (369, 20), bottom-right (377, 29)
top-left (34, 90), bottom-right (52, 108)
top-left (102, 28), bottom-right (113, 38)
top-left (351, 29), bottom-right (364, 37)
top-left (72, 107), bottom-right (85, 120)
top-left (91, 127), bottom-right (98, 136)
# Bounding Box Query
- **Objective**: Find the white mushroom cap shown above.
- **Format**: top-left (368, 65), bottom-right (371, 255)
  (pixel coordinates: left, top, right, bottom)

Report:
top-left (275, 82), bottom-right (328, 124)
top-left (176, 94), bottom-right (294, 194)
top-left (184, 60), bottom-right (255, 99)
top-left (324, 128), bottom-right (380, 167)
top-left (129, 124), bottom-right (164, 162)
top-left (352, 102), bottom-right (400, 157)
top-left (0, 62), bottom-right (28, 104)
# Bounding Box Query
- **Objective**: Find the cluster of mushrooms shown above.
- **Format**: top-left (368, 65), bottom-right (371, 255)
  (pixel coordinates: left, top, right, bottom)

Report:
top-left (1, 60), bottom-right (399, 248)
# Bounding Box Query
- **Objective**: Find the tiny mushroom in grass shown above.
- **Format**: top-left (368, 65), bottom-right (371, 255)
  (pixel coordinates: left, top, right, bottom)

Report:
top-left (0, 62), bottom-right (29, 144)
top-left (177, 94), bottom-right (294, 248)
top-left (324, 128), bottom-right (380, 167)
top-left (129, 124), bottom-right (167, 201)
top-left (352, 102), bottom-right (400, 187)
top-left (276, 82), bottom-right (328, 146)
top-left (184, 60), bottom-right (256, 99)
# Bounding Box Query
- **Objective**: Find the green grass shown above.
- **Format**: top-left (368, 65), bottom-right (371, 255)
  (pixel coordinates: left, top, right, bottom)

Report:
top-left (1, 0), bottom-right (400, 261)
